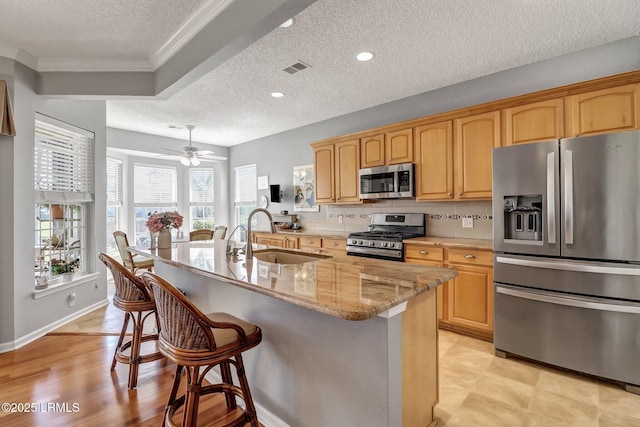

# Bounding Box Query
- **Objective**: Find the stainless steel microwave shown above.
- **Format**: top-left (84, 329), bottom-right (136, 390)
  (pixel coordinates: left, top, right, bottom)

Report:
top-left (359, 163), bottom-right (414, 199)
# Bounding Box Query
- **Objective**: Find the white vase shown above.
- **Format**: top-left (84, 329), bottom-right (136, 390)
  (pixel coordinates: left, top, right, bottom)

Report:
top-left (158, 229), bottom-right (172, 249)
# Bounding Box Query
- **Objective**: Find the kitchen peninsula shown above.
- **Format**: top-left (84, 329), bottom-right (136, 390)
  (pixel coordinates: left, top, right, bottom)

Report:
top-left (130, 239), bottom-right (456, 427)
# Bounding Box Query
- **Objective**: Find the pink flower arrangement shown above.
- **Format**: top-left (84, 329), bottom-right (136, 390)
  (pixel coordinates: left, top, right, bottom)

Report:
top-left (146, 211), bottom-right (183, 234)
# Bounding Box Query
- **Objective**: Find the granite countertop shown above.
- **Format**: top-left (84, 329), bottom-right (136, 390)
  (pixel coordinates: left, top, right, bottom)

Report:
top-left (403, 236), bottom-right (494, 250)
top-left (130, 239), bottom-right (456, 321)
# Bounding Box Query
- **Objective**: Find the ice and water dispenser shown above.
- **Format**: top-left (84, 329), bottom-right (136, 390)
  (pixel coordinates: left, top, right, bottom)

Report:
top-left (503, 195), bottom-right (542, 242)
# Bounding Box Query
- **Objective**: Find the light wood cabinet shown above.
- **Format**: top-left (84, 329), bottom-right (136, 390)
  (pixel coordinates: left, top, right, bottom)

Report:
top-left (252, 233), bottom-right (298, 249)
top-left (360, 134), bottom-right (385, 168)
top-left (405, 244), bottom-right (493, 340)
top-left (299, 236), bottom-right (322, 250)
top-left (335, 139), bottom-right (360, 203)
top-left (415, 121), bottom-right (454, 200)
top-left (386, 128), bottom-right (413, 164)
top-left (503, 98), bottom-right (564, 145)
top-left (454, 111), bottom-right (501, 199)
top-left (321, 237), bottom-right (347, 254)
top-left (313, 144), bottom-right (335, 203)
top-left (313, 139), bottom-right (361, 205)
top-left (565, 84), bottom-right (640, 137)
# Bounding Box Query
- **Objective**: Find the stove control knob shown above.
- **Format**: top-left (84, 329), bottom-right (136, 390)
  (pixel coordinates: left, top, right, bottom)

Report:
top-left (369, 241), bottom-right (375, 246)
top-left (381, 242), bottom-right (387, 247)
top-left (358, 240), bottom-right (364, 245)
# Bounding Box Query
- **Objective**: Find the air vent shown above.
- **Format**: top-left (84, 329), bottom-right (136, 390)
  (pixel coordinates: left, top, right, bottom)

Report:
top-left (283, 61), bottom-right (311, 75)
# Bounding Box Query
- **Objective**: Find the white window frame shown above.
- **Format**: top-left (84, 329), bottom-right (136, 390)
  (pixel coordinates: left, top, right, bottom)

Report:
top-left (133, 163), bottom-right (178, 245)
top-left (189, 167), bottom-right (215, 231)
top-left (234, 164), bottom-right (257, 229)
top-left (106, 157), bottom-right (123, 254)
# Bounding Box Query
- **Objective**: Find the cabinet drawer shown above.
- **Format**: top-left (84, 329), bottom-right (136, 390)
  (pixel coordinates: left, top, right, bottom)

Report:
top-left (322, 238), bottom-right (346, 251)
top-left (299, 237), bottom-right (322, 248)
top-left (448, 249), bottom-right (493, 266)
top-left (405, 245), bottom-right (444, 262)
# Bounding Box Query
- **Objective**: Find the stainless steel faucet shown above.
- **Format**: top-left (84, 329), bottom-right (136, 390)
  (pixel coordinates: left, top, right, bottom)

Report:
top-left (245, 208), bottom-right (276, 259)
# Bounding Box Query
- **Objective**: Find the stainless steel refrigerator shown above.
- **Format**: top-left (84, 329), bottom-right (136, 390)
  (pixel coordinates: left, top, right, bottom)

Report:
top-left (492, 129), bottom-right (640, 393)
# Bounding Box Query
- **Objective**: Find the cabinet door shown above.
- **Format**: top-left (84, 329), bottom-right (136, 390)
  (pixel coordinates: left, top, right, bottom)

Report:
top-left (322, 238), bottom-right (347, 254)
top-left (314, 144), bottom-right (335, 203)
top-left (335, 139), bottom-right (360, 203)
top-left (454, 111), bottom-right (501, 199)
top-left (415, 121), bottom-right (453, 200)
top-left (565, 84), bottom-right (640, 137)
top-left (386, 128), bottom-right (413, 164)
top-left (360, 134), bottom-right (385, 168)
top-left (299, 236), bottom-right (322, 250)
top-left (405, 257), bottom-right (447, 321)
top-left (255, 235), bottom-right (286, 248)
top-left (447, 264), bottom-right (494, 332)
top-left (504, 98), bottom-right (564, 145)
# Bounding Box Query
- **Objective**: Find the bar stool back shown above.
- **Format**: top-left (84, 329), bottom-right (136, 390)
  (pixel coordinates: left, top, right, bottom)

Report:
top-left (141, 272), bottom-right (262, 427)
top-left (99, 253), bottom-right (163, 389)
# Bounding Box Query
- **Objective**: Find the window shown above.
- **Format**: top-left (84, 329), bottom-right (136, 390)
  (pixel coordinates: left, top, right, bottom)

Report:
top-left (234, 164), bottom-right (256, 231)
top-left (189, 168), bottom-right (214, 230)
top-left (106, 157), bottom-right (123, 254)
top-left (34, 114), bottom-right (94, 281)
top-left (133, 164), bottom-right (177, 245)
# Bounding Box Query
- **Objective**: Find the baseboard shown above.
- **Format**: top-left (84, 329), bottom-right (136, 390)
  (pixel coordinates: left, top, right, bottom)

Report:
top-left (204, 371), bottom-right (291, 427)
top-left (0, 299), bottom-right (109, 354)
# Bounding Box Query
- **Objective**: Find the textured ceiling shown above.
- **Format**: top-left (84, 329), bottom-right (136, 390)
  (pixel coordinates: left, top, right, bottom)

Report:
top-left (2, 0), bottom-right (640, 147)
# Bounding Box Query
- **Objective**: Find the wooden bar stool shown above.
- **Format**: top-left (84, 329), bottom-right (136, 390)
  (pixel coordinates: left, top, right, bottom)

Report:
top-left (99, 253), bottom-right (164, 389)
top-left (141, 272), bottom-right (262, 427)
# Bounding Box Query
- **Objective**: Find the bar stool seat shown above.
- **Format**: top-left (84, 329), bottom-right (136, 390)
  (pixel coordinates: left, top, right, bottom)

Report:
top-left (99, 253), bottom-right (164, 389)
top-left (141, 272), bottom-right (262, 427)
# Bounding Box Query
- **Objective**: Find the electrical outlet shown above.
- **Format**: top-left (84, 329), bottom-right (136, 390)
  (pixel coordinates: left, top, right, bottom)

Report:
top-left (462, 217), bottom-right (474, 228)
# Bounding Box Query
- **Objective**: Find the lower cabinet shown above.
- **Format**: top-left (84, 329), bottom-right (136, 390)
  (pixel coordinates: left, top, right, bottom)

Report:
top-left (405, 244), bottom-right (494, 341)
top-left (252, 233), bottom-right (298, 249)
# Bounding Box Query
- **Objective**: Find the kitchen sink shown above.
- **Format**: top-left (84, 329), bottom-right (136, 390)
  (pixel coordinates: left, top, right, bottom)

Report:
top-left (253, 249), bottom-right (331, 265)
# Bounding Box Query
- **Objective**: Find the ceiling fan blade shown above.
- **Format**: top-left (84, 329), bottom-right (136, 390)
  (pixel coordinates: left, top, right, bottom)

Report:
top-left (158, 147), bottom-right (183, 154)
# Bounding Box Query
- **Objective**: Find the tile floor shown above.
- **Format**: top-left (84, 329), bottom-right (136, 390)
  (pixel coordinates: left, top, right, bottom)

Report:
top-left (435, 330), bottom-right (640, 427)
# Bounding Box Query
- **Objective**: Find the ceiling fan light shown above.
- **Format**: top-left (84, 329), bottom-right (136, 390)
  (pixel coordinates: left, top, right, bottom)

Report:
top-left (191, 157), bottom-right (200, 166)
top-left (180, 157), bottom-right (190, 166)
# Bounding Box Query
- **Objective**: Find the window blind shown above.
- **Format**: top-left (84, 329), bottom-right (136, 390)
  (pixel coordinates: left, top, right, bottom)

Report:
top-left (106, 157), bottom-right (123, 207)
top-left (34, 115), bottom-right (94, 202)
top-left (190, 168), bottom-right (214, 204)
top-left (234, 164), bottom-right (256, 204)
top-left (134, 164), bottom-right (177, 205)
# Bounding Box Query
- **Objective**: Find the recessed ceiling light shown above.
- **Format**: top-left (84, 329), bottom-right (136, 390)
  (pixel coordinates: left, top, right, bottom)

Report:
top-left (271, 92), bottom-right (285, 98)
top-left (279, 18), bottom-right (295, 28)
top-left (356, 51), bottom-right (375, 62)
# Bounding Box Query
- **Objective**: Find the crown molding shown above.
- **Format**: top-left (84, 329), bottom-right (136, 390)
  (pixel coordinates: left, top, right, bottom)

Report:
top-left (37, 58), bottom-right (155, 72)
top-left (0, 42), bottom-right (39, 70)
top-left (150, 0), bottom-right (235, 70)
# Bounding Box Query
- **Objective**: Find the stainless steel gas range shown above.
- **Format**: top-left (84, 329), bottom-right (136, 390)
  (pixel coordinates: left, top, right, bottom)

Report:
top-left (346, 213), bottom-right (426, 262)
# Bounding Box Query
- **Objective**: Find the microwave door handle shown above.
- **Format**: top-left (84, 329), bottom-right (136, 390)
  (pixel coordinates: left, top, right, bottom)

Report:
top-left (546, 152), bottom-right (556, 244)
top-left (564, 150), bottom-right (574, 245)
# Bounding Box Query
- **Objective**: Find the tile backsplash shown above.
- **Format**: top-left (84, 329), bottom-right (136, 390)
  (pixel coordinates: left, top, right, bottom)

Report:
top-left (301, 200), bottom-right (493, 240)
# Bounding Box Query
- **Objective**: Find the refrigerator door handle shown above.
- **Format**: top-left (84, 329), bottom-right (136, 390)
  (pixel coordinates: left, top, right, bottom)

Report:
top-left (496, 285), bottom-right (640, 314)
top-left (546, 152), bottom-right (556, 244)
top-left (564, 149), bottom-right (574, 245)
top-left (496, 255), bottom-right (640, 275)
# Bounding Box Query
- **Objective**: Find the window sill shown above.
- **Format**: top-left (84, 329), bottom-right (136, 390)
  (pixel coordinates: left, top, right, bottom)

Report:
top-left (32, 272), bottom-right (100, 299)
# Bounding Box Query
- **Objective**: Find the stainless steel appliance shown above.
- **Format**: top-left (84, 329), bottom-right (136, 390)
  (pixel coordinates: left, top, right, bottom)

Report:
top-left (347, 213), bottom-right (425, 261)
top-left (493, 130), bottom-right (640, 392)
top-left (359, 163), bottom-right (414, 199)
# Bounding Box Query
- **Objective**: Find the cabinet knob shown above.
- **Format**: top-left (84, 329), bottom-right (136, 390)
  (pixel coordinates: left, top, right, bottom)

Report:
top-left (448, 192), bottom-right (452, 197)
top-left (332, 242), bottom-right (338, 246)
top-left (307, 240), bottom-right (313, 244)
top-left (419, 250), bottom-right (429, 255)
top-left (458, 192), bottom-right (463, 196)
top-left (464, 254), bottom-right (476, 259)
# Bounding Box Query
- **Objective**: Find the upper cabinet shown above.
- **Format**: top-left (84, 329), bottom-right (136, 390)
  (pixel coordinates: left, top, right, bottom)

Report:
top-left (386, 128), bottom-right (413, 164)
top-left (314, 144), bottom-right (335, 203)
top-left (454, 111), bottom-right (501, 200)
top-left (565, 84), bottom-right (640, 137)
top-left (361, 128), bottom-right (414, 168)
top-left (503, 98), bottom-right (564, 145)
top-left (335, 139), bottom-right (360, 203)
top-left (313, 139), bottom-right (361, 205)
top-left (360, 134), bottom-right (385, 168)
top-left (415, 121), bottom-right (453, 200)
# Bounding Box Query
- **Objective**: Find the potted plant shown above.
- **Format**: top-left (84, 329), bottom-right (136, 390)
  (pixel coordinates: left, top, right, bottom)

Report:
top-left (50, 258), bottom-right (80, 281)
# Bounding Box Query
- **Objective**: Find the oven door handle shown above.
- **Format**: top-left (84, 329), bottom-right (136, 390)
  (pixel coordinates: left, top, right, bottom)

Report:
top-left (496, 255), bottom-right (640, 276)
top-left (496, 285), bottom-right (640, 314)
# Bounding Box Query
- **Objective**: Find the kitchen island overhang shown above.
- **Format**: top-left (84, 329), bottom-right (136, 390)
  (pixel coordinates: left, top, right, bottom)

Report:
top-left (130, 240), bottom-right (456, 427)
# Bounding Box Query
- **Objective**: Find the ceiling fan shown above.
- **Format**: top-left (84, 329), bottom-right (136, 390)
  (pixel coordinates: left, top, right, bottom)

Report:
top-left (158, 125), bottom-right (227, 165)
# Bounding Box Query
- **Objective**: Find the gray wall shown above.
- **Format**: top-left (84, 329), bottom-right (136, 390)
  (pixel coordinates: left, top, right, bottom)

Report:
top-left (0, 58), bottom-right (107, 345)
top-left (227, 36), bottom-right (640, 228)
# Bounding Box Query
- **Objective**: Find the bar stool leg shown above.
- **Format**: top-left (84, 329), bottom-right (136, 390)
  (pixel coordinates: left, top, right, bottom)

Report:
top-left (128, 311), bottom-right (144, 389)
top-left (183, 366), bottom-right (201, 427)
top-left (235, 354), bottom-right (259, 427)
top-left (112, 312), bottom-right (130, 371)
top-left (220, 361), bottom-right (237, 409)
